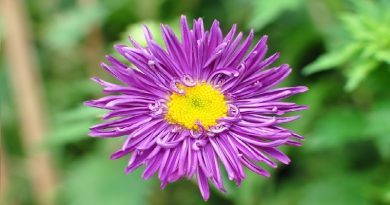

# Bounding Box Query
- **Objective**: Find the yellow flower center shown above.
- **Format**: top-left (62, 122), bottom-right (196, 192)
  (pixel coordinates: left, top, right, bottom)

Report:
top-left (166, 83), bottom-right (228, 130)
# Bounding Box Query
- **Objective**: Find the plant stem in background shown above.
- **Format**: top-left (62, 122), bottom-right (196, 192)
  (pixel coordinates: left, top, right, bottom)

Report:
top-left (1, 128), bottom-right (10, 204)
top-left (1, 0), bottom-right (57, 204)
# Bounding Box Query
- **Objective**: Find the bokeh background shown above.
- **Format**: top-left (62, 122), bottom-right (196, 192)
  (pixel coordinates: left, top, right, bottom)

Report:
top-left (1, 0), bottom-right (390, 204)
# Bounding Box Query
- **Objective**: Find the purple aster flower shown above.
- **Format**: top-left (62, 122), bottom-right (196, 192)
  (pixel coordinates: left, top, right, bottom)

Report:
top-left (85, 15), bottom-right (308, 200)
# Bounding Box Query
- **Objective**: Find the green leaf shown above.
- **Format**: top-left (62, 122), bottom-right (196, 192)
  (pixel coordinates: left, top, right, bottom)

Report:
top-left (62, 153), bottom-right (153, 205)
top-left (348, 0), bottom-right (380, 20)
top-left (345, 59), bottom-right (378, 91)
top-left (384, 188), bottom-right (390, 205)
top-left (340, 14), bottom-right (372, 41)
top-left (46, 106), bottom-right (105, 145)
top-left (375, 136), bottom-right (390, 161)
top-left (303, 43), bottom-right (362, 75)
top-left (367, 98), bottom-right (390, 159)
top-left (299, 175), bottom-right (371, 205)
top-left (305, 106), bottom-right (366, 151)
top-left (375, 50), bottom-right (390, 65)
top-left (46, 122), bottom-right (90, 146)
top-left (42, 4), bottom-right (106, 50)
top-left (261, 173), bottom-right (371, 205)
top-left (54, 105), bottom-right (104, 124)
top-left (248, 0), bottom-right (302, 30)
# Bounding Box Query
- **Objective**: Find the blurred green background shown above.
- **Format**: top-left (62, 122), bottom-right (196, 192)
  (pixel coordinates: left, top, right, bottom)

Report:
top-left (1, 0), bottom-right (390, 204)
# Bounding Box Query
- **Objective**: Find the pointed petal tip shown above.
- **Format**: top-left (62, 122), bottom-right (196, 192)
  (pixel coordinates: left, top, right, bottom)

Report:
top-left (90, 76), bottom-right (98, 81)
top-left (110, 151), bottom-right (125, 160)
top-left (300, 105), bottom-right (309, 110)
top-left (159, 23), bottom-right (165, 28)
top-left (263, 172), bottom-right (271, 178)
top-left (200, 185), bottom-right (210, 201)
top-left (212, 18), bottom-right (220, 25)
top-left (90, 77), bottom-right (104, 84)
top-left (113, 44), bottom-right (126, 51)
top-left (125, 167), bottom-right (131, 175)
top-left (160, 181), bottom-right (168, 190)
top-left (292, 86), bottom-right (309, 94)
top-left (248, 29), bottom-right (255, 36)
top-left (282, 159), bottom-right (291, 165)
top-left (143, 24), bottom-right (154, 34)
top-left (300, 86), bottom-right (309, 92)
top-left (142, 23), bottom-right (149, 29)
top-left (83, 100), bottom-right (94, 107)
top-left (99, 62), bottom-right (107, 67)
top-left (88, 130), bottom-right (101, 138)
top-left (202, 195), bottom-right (210, 201)
top-left (105, 55), bottom-right (118, 63)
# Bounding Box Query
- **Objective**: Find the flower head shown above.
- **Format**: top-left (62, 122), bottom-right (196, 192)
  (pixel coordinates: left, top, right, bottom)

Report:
top-left (85, 15), bottom-right (308, 200)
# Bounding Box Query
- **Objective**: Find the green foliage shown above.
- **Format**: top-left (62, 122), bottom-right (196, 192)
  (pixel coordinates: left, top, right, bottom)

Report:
top-left (42, 4), bottom-right (107, 50)
top-left (303, 0), bottom-right (390, 91)
top-left (249, 0), bottom-right (303, 30)
top-left (305, 106), bottom-right (366, 151)
top-left (259, 173), bottom-right (372, 205)
top-left (298, 174), bottom-right (371, 205)
top-left (46, 106), bottom-right (104, 146)
top-left (62, 148), bottom-right (154, 205)
top-left (303, 43), bottom-right (362, 75)
top-left (367, 98), bottom-right (390, 160)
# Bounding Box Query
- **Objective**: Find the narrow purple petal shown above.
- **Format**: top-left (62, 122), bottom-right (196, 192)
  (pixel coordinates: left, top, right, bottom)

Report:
top-left (85, 16), bottom-right (308, 201)
top-left (197, 168), bottom-right (210, 201)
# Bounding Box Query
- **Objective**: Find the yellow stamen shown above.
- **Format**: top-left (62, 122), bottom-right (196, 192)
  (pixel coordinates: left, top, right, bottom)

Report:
top-left (166, 83), bottom-right (228, 130)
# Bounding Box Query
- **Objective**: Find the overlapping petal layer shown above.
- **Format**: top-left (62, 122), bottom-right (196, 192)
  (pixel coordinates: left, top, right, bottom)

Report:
top-left (85, 15), bottom-right (308, 200)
